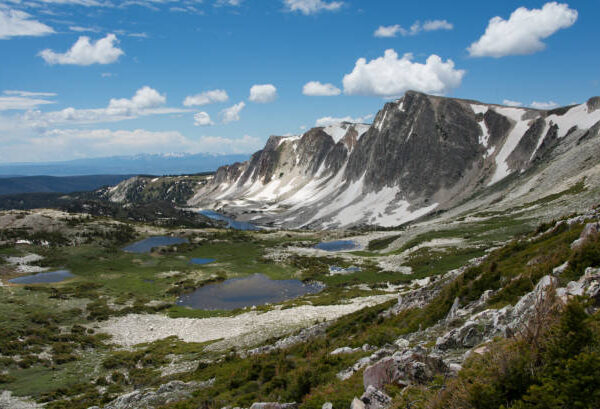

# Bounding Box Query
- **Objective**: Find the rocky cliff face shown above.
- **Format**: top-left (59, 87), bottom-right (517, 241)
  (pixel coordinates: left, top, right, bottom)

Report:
top-left (152, 91), bottom-right (600, 229)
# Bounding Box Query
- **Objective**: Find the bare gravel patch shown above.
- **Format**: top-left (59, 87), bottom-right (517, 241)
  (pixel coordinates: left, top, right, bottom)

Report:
top-left (97, 295), bottom-right (396, 350)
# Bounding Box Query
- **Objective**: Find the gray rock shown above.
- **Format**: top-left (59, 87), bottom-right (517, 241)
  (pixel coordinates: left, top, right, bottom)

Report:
top-left (331, 346), bottom-right (358, 355)
top-left (99, 379), bottom-right (212, 409)
top-left (249, 403), bottom-right (297, 409)
top-left (571, 222), bottom-right (600, 249)
top-left (360, 386), bottom-right (392, 409)
top-left (363, 348), bottom-right (448, 390)
top-left (445, 297), bottom-right (460, 322)
top-left (322, 402), bottom-right (333, 409)
top-left (350, 398), bottom-right (366, 409)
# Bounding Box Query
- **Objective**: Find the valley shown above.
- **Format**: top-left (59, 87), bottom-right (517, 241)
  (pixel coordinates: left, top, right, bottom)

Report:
top-left (1, 93), bottom-right (600, 409)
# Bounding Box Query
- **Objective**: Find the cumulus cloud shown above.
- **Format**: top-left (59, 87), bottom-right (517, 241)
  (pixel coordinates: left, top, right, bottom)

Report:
top-left (249, 84), bottom-right (277, 103)
top-left (0, 8), bottom-right (55, 39)
top-left (503, 99), bottom-right (523, 107)
top-left (374, 25), bottom-right (403, 38)
top-left (315, 113), bottom-right (373, 127)
top-left (530, 101), bottom-right (559, 109)
top-left (106, 86), bottom-right (165, 115)
top-left (39, 33), bottom-right (124, 65)
top-left (183, 89), bottom-right (229, 106)
top-left (468, 2), bottom-right (577, 58)
top-left (220, 101), bottom-right (245, 123)
top-left (283, 0), bottom-right (343, 15)
top-left (422, 20), bottom-right (453, 31)
top-left (374, 20), bottom-right (453, 38)
top-left (302, 81), bottom-right (341, 96)
top-left (193, 111), bottom-right (214, 126)
top-left (15, 86), bottom-right (187, 127)
top-left (342, 49), bottom-right (465, 98)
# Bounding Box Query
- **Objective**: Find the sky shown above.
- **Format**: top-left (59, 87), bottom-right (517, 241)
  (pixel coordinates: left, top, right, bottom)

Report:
top-left (0, 0), bottom-right (597, 163)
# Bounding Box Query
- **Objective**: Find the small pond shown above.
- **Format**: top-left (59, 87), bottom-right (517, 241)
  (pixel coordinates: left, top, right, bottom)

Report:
top-left (123, 236), bottom-right (188, 254)
top-left (315, 240), bottom-right (358, 251)
top-left (9, 270), bottom-right (75, 284)
top-left (329, 265), bottom-right (361, 275)
top-left (190, 258), bottom-right (216, 265)
top-left (176, 273), bottom-right (324, 310)
top-left (199, 210), bottom-right (260, 231)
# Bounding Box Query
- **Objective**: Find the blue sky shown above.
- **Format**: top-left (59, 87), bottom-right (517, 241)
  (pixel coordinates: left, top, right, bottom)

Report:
top-left (0, 0), bottom-right (596, 162)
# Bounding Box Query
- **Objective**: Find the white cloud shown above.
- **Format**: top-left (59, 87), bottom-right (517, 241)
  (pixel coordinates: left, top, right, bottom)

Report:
top-left (315, 113), bottom-right (373, 127)
top-left (422, 20), bottom-right (453, 31)
top-left (0, 96), bottom-right (56, 111)
top-left (193, 111), bottom-right (214, 126)
top-left (39, 33), bottom-right (124, 65)
top-left (13, 86), bottom-right (187, 127)
top-left (468, 2), bottom-right (577, 58)
top-left (249, 84), bottom-right (277, 103)
top-left (3, 90), bottom-right (57, 97)
top-left (530, 101), bottom-right (559, 109)
top-left (106, 86), bottom-right (165, 115)
top-left (215, 0), bottom-right (243, 6)
top-left (220, 101), bottom-right (245, 123)
top-left (0, 8), bottom-right (55, 39)
top-left (183, 89), bottom-right (229, 106)
top-left (503, 99), bottom-right (523, 107)
top-left (0, 128), bottom-right (263, 162)
top-left (374, 25), bottom-right (404, 38)
top-left (283, 0), bottom-right (343, 15)
top-left (342, 49), bottom-right (465, 98)
top-left (69, 25), bottom-right (100, 32)
top-left (302, 81), bottom-right (341, 96)
top-left (374, 20), bottom-right (453, 38)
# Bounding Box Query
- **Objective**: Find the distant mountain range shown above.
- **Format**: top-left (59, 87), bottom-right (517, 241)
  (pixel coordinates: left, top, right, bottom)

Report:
top-left (0, 153), bottom-right (250, 177)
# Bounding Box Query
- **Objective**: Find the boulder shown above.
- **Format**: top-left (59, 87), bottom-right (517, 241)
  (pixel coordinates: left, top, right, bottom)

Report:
top-left (571, 222), bottom-right (600, 249)
top-left (249, 403), bottom-right (297, 409)
top-left (360, 386), bottom-right (392, 409)
top-left (99, 380), bottom-right (211, 409)
top-left (436, 321), bottom-right (484, 351)
top-left (322, 403), bottom-right (333, 409)
top-left (331, 347), bottom-right (358, 355)
top-left (363, 348), bottom-right (448, 390)
top-left (350, 398), bottom-right (365, 409)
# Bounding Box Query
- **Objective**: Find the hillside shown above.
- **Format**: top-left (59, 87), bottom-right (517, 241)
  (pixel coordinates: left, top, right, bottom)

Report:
top-left (0, 175), bottom-right (133, 196)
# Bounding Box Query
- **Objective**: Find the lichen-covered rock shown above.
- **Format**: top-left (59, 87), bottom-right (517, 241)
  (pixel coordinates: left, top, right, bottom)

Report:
top-left (363, 348), bottom-right (448, 390)
top-left (96, 380), bottom-right (212, 409)
top-left (359, 386), bottom-right (392, 409)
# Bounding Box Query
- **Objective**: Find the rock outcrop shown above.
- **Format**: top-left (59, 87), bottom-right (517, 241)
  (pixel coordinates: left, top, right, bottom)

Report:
top-left (88, 380), bottom-right (212, 409)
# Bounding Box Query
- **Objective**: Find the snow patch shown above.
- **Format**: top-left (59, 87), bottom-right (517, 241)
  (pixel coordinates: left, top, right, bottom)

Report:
top-left (488, 107), bottom-right (535, 186)
top-left (547, 103), bottom-right (600, 138)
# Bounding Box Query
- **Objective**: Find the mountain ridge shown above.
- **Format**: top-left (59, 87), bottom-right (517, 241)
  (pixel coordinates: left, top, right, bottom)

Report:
top-left (104, 91), bottom-right (600, 230)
